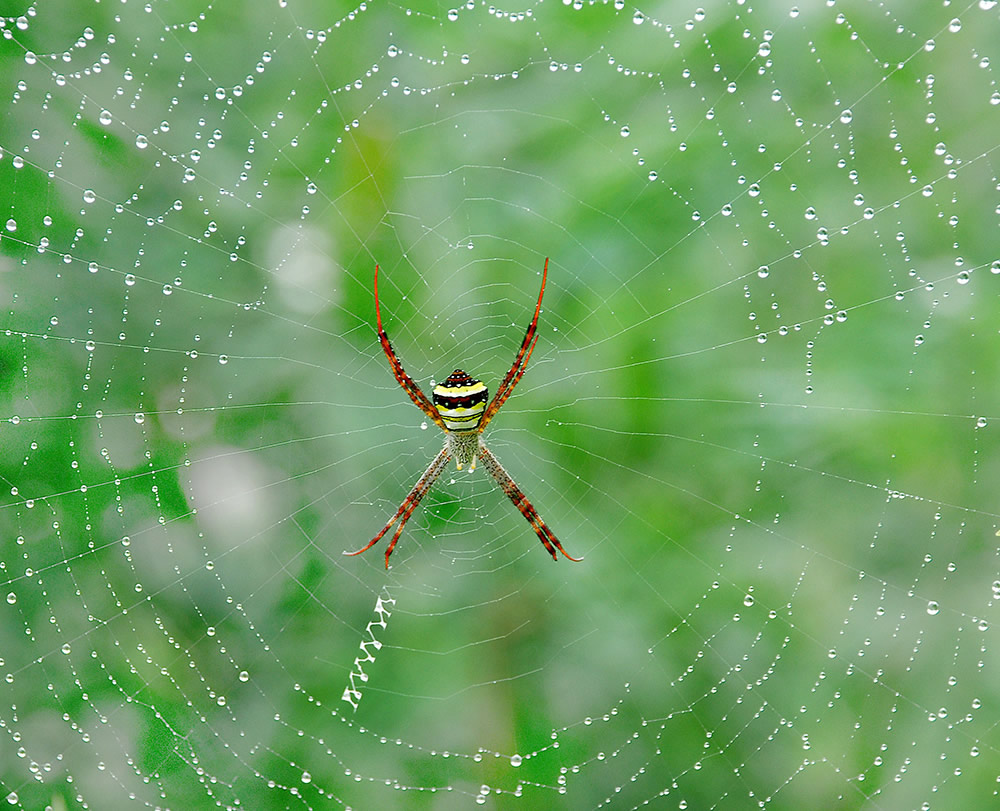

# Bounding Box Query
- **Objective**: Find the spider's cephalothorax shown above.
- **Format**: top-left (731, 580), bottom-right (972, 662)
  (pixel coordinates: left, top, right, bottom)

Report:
top-left (344, 258), bottom-right (582, 568)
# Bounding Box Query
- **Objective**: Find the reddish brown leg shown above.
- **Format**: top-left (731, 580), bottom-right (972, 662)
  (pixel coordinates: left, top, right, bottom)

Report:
top-left (345, 446), bottom-right (452, 567)
top-left (477, 445), bottom-right (581, 562)
top-left (479, 258), bottom-right (548, 430)
top-left (374, 264), bottom-right (447, 431)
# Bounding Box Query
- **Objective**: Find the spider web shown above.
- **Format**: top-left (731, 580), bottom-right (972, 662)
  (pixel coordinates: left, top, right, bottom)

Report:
top-left (2, 0), bottom-right (1000, 807)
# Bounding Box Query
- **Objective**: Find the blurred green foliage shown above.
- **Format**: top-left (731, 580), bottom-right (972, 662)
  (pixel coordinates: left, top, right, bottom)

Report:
top-left (2, 1), bottom-right (1000, 808)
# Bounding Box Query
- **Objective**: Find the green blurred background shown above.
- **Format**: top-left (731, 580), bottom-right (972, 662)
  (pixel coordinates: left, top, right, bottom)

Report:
top-left (2, 1), bottom-right (1000, 808)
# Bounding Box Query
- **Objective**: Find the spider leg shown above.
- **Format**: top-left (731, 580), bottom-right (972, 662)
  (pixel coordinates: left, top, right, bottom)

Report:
top-left (477, 445), bottom-right (581, 562)
top-left (374, 264), bottom-right (447, 431)
top-left (483, 332), bottom-right (538, 422)
top-left (344, 446), bottom-right (452, 568)
top-left (478, 258), bottom-right (548, 431)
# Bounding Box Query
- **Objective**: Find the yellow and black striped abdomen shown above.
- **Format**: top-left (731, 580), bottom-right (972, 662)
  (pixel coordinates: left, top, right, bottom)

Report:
top-left (432, 369), bottom-right (487, 431)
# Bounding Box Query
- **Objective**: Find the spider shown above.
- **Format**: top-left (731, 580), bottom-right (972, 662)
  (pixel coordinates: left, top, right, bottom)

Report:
top-left (344, 258), bottom-right (582, 568)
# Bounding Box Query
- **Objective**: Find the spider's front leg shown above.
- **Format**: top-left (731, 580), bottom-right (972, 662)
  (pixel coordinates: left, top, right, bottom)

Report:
top-left (345, 446), bottom-right (452, 568)
top-left (477, 445), bottom-right (582, 562)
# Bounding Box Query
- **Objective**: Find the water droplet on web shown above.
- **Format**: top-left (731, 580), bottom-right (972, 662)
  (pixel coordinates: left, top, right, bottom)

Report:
top-left (620, 125), bottom-right (630, 137)
top-left (239, 670), bottom-right (249, 682)
top-left (926, 601), bottom-right (940, 615)
top-left (647, 170), bottom-right (657, 181)
top-left (61, 643), bottom-right (71, 655)
top-left (301, 771), bottom-right (311, 784)
top-left (134, 412), bottom-right (145, 425)
top-left (632, 10), bottom-right (644, 24)
top-left (6, 593), bottom-right (16, 605)
top-left (135, 134), bottom-right (148, 149)
top-left (420, 421), bottom-right (428, 430)
top-left (510, 753), bottom-right (522, 766)
top-left (6, 791), bottom-right (19, 805)
top-left (447, 8), bottom-right (459, 21)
